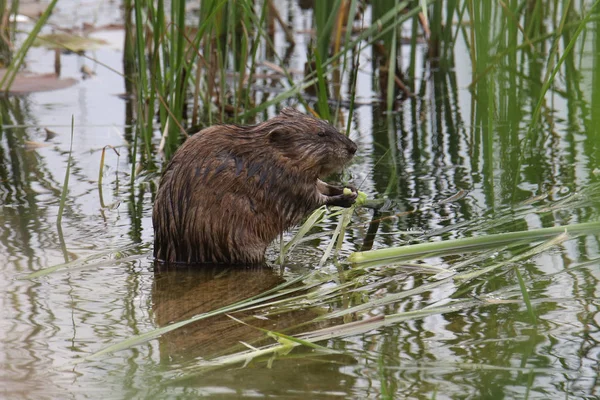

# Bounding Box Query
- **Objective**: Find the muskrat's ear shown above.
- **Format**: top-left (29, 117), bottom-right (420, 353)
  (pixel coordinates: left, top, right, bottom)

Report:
top-left (268, 126), bottom-right (288, 147)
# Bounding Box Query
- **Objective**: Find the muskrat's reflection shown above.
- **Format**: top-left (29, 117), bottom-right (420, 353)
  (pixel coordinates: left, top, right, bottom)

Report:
top-left (153, 264), bottom-right (314, 362)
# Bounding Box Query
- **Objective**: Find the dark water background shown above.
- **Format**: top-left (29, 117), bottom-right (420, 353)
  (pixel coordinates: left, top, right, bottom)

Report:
top-left (1, 1), bottom-right (599, 398)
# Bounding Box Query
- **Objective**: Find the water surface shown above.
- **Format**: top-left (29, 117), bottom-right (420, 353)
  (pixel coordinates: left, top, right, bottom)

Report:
top-left (1, 1), bottom-right (599, 399)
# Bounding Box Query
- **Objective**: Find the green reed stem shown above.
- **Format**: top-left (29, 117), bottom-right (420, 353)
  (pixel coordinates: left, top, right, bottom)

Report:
top-left (386, 1), bottom-right (398, 113)
top-left (514, 265), bottom-right (537, 325)
top-left (349, 221), bottom-right (600, 263)
top-left (57, 116), bottom-right (74, 227)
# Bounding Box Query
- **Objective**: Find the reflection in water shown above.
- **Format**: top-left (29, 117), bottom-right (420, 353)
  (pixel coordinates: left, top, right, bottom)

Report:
top-left (166, 355), bottom-right (359, 397)
top-left (153, 264), bottom-right (330, 361)
top-left (0, 97), bottom-right (61, 267)
top-left (153, 264), bottom-right (284, 361)
top-left (151, 263), bottom-right (359, 396)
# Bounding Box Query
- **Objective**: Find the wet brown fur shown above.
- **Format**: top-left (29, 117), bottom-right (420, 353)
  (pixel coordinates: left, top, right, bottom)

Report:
top-left (153, 108), bottom-right (357, 265)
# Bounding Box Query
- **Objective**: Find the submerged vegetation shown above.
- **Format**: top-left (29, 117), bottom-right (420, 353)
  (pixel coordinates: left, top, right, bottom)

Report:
top-left (0, 0), bottom-right (599, 397)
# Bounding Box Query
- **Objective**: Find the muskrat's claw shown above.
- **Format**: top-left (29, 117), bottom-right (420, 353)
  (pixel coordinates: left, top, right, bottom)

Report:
top-left (327, 190), bottom-right (358, 208)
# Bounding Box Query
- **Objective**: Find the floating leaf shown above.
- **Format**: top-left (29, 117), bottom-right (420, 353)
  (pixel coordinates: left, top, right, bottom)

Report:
top-left (34, 33), bottom-right (108, 52)
top-left (0, 69), bottom-right (76, 94)
top-left (19, 2), bottom-right (48, 19)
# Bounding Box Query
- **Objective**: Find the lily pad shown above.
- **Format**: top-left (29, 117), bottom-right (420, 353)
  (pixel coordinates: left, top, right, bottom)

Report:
top-left (34, 33), bottom-right (108, 52)
top-left (0, 69), bottom-right (77, 94)
top-left (19, 0), bottom-right (48, 19)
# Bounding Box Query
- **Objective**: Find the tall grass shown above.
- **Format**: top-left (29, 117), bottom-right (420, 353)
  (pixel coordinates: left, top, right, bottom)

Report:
top-left (0, 0), bottom-right (12, 65)
top-left (56, 116), bottom-right (74, 228)
top-left (118, 0), bottom-right (596, 178)
top-left (122, 0), bottom-right (433, 167)
top-left (0, 0), bottom-right (59, 91)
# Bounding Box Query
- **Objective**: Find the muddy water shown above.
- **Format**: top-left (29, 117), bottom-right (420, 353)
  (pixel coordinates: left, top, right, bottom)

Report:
top-left (1, 1), bottom-right (600, 399)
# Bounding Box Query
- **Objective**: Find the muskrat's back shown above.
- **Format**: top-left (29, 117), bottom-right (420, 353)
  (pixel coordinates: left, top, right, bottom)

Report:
top-left (153, 108), bottom-right (357, 265)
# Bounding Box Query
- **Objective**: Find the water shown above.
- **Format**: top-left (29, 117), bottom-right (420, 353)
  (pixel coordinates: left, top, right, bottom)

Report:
top-left (1, 1), bottom-right (600, 399)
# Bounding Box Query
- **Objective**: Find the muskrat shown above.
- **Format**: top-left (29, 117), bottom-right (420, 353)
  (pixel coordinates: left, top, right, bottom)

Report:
top-left (152, 108), bottom-right (358, 265)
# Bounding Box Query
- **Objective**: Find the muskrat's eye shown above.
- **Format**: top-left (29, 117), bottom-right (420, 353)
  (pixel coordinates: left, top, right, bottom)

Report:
top-left (318, 131), bottom-right (326, 137)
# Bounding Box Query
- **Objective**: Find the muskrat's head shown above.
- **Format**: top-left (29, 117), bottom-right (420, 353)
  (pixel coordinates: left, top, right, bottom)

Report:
top-left (263, 108), bottom-right (357, 178)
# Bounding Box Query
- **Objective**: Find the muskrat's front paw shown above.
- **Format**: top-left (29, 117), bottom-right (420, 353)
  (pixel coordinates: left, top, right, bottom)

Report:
top-left (328, 189), bottom-right (358, 208)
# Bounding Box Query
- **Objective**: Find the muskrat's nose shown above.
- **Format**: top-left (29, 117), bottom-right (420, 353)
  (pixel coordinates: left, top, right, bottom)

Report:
top-left (348, 141), bottom-right (357, 155)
